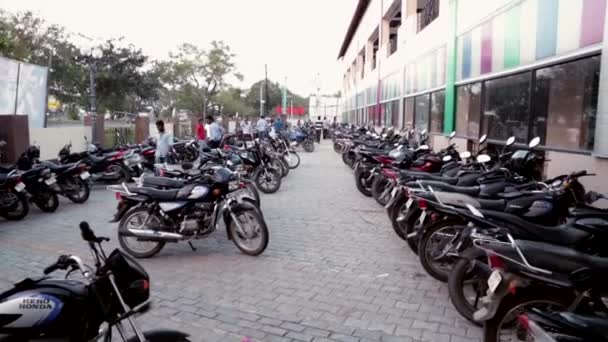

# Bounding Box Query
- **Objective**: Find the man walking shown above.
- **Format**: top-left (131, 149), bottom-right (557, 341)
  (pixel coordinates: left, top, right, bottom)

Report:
top-left (274, 116), bottom-right (283, 132)
top-left (256, 116), bottom-right (268, 139)
top-left (240, 116), bottom-right (252, 137)
top-left (155, 119), bottom-right (173, 163)
top-left (207, 115), bottom-right (223, 148)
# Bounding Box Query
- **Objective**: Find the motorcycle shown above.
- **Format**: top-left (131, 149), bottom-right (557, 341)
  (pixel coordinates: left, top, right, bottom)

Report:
top-left (0, 169), bottom-right (29, 221)
top-left (0, 221), bottom-right (191, 341)
top-left (59, 142), bottom-right (133, 184)
top-left (109, 166), bottom-right (269, 258)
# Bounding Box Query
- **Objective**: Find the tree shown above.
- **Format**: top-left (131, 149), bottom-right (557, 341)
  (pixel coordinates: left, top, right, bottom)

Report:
top-left (79, 38), bottom-right (161, 114)
top-left (215, 87), bottom-right (255, 117)
top-left (244, 80), bottom-right (309, 116)
top-left (163, 41), bottom-right (242, 114)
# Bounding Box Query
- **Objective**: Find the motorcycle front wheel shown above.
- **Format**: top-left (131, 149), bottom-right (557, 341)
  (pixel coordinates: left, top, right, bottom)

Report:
top-left (303, 140), bottom-right (314, 152)
top-left (371, 174), bottom-right (393, 206)
top-left (229, 207), bottom-right (269, 256)
top-left (118, 208), bottom-right (166, 258)
top-left (255, 167), bottom-right (281, 194)
top-left (34, 191), bottom-right (59, 213)
top-left (354, 167), bottom-right (373, 197)
top-left (283, 151), bottom-right (300, 169)
top-left (0, 192), bottom-right (29, 221)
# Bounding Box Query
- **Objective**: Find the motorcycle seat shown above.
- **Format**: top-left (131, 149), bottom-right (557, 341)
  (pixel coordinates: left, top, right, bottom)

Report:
top-left (479, 210), bottom-right (591, 246)
top-left (569, 205), bottom-right (608, 217)
top-left (142, 177), bottom-right (186, 189)
top-left (515, 240), bottom-right (608, 276)
top-left (40, 160), bottom-right (74, 173)
top-left (130, 187), bottom-right (179, 201)
top-left (401, 171), bottom-right (459, 185)
top-left (407, 181), bottom-right (481, 196)
top-left (477, 198), bottom-right (506, 211)
top-left (88, 154), bottom-right (107, 163)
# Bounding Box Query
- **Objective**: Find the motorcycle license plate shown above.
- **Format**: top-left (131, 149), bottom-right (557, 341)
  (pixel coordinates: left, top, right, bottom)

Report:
top-left (14, 182), bottom-right (25, 192)
top-left (44, 176), bottom-right (57, 185)
top-left (80, 171), bottom-right (91, 180)
top-left (487, 270), bottom-right (502, 293)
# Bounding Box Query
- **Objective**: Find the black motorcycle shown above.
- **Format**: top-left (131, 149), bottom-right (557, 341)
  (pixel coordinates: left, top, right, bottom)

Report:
top-left (0, 221), bottom-right (191, 341)
top-left (225, 140), bottom-right (282, 194)
top-left (59, 143), bottom-right (132, 184)
top-left (109, 167), bottom-right (269, 258)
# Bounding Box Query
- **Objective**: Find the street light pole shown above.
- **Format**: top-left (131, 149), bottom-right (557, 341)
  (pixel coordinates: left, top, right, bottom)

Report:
top-left (88, 62), bottom-right (98, 144)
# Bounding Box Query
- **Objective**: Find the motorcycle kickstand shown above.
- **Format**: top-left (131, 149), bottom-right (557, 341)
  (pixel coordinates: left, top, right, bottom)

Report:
top-left (187, 241), bottom-right (197, 251)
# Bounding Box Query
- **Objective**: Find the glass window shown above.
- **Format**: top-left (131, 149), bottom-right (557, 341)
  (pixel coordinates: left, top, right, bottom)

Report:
top-left (482, 72), bottom-right (531, 142)
top-left (404, 97), bottom-right (415, 130)
top-left (414, 94), bottom-right (430, 134)
top-left (455, 83), bottom-right (482, 138)
top-left (533, 56), bottom-right (600, 150)
top-left (430, 90), bottom-right (445, 133)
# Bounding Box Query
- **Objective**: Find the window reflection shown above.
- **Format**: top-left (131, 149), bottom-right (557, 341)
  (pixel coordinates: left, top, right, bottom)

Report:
top-left (482, 72), bottom-right (531, 142)
top-left (404, 98), bottom-right (415, 130)
top-left (415, 94), bottom-right (430, 134)
top-left (430, 90), bottom-right (445, 133)
top-left (455, 83), bottom-right (481, 138)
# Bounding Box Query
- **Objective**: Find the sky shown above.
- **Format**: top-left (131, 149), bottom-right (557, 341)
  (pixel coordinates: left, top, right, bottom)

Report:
top-left (0, 0), bottom-right (355, 97)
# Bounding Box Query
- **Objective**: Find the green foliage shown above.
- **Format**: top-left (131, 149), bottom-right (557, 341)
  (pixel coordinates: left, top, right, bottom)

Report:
top-left (244, 80), bottom-right (308, 116)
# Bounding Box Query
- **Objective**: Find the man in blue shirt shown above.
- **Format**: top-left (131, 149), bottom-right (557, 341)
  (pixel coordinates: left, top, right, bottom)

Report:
top-left (206, 115), bottom-right (224, 148)
top-left (273, 117), bottom-right (283, 132)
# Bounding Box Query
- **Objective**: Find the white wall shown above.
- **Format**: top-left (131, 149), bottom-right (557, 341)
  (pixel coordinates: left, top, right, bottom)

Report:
top-left (546, 151), bottom-right (608, 194)
top-left (30, 126), bottom-right (92, 160)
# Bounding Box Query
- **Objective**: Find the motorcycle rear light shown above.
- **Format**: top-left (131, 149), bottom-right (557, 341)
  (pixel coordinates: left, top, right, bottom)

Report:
top-left (382, 169), bottom-right (397, 179)
top-left (239, 182), bottom-right (246, 189)
top-left (418, 199), bottom-right (428, 210)
top-left (115, 192), bottom-right (122, 201)
top-left (159, 169), bottom-right (165, 177)
top-left (212, 188), bottom-right (222, 196)
top-left (488, 253), bottom-right (504, 269)
top-left (79, 163), bottom-right (87, 170)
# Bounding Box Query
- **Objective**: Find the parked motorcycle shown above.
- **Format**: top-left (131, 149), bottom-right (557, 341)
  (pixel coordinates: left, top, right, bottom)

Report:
top-left (59, 142), bottom-right (133, 184)
top-left (109, 166), bottom-right (269, 258)
top-left (0, 221), bottom-right (191, 341)
top-left (0, 169), bottom-right (28, 220)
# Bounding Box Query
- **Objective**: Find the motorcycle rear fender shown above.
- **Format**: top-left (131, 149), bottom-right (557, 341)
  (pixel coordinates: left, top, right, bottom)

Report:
top-left (125, 329), bottom-right (189, 342)
top-left (222, 201), bottom-right (259, 240)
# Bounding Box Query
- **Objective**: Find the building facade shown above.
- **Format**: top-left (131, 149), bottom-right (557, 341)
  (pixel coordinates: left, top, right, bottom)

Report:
top-left (309, 95), bottom-right (342, 120)
top-left (339, 0), bottom-right (608, 192)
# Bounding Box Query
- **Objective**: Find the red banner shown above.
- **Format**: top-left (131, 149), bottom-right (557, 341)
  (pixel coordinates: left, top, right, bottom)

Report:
top-left (274, 106), bottom-right (306, 115)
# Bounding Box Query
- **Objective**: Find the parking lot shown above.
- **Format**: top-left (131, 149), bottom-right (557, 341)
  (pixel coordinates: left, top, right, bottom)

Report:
top-left (0, 143), bottom-right (480, 342)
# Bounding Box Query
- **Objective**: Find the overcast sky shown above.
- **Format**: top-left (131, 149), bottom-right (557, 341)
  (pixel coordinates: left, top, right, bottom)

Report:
top-left (0, 0), bottom-right (354, 96)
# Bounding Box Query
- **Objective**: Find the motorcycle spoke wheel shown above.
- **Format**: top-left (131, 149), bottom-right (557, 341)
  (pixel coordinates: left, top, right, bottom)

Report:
top-left (119, 210), bottom-right (165, 258)
top-left (230, 210), bottom-right (268, 256)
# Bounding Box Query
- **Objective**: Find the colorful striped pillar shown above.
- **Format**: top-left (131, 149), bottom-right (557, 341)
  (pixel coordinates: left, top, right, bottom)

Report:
top-left (443, 0), bottom-right (458, 134)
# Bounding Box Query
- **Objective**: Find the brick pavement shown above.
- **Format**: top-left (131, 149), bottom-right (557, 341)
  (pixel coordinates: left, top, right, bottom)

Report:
top-left (0, 142), bottom-right (480, 342)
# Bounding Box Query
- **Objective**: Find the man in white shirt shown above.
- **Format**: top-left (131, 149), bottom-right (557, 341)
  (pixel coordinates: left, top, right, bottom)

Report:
top-left (256, 116), bottom-right (268, 139)
top-left (154, 120), bottom-right (173, 163)
top-left (207, 115), bottom-right (224, 149)
top-left (241, 116), bottom-right (252, 135)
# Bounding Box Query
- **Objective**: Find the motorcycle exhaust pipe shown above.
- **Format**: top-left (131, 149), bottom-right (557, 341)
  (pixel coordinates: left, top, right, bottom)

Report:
top-left (125, 228), bottom-right (184, 241)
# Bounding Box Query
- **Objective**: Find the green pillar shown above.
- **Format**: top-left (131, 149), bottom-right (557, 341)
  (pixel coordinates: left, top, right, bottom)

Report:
top-left (443, 0), bottom-right (458, 134)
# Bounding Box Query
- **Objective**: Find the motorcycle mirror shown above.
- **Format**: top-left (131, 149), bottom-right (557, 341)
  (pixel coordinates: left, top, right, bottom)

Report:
top-left (479, 134), bottom-right (487, 144)
top-left (505, 136), bottom-right (516, 147)
top-left (528, 137), bottom-right (541, 149)
top-left (79, 221), bottom-right (97, 242)
top-left (476, 154), bottom-right (491, 163)
top-left (442, 155), bottom-right (452, 162)
top-left (419, 145), bottom-right (429, 150)
top-left (460, 151), bottom-right (472, 159)
top-left (421, 129), bottom-right (428, 135)
top-left (449, 131), bottom-right (456, 139)
top-left (182, 162), bottom-right (193, 170)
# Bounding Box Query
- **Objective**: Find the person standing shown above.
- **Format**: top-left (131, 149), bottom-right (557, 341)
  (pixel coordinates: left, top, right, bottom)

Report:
top-left (207, 115), bottom-right (223, 148)
top-left (240, 116), bottom-right (252, 136)
top-left (322, 116), bottom-right (330, 139)
top-left (296, 119), bottom-right (301, 127)
top-left (314, 116), bottom-right (323, 143)
top-left (274, 116), bottom-right (283, 132)
top-left (256, 116), bottom-right (268, 139)
top-left (155, 119), bottom-right (173, 163)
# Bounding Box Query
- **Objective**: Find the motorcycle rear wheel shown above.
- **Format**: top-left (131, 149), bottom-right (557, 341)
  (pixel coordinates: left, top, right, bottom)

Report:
top-left (283, 152), bottom-right (300, 169)
top-left (371, 175), bottom-right (392, 206)
top-left (229, 208), bottom-right (269, 256)
top-left (418, 218), bottom-right (467, 282)
top-left (34, 191), bottom-right (59, 213)
top-left (483, 288), bottom-right (572, 342)
top-left (354, 167), bottom-right (373, 197)
top-left (118, 208), bottom-right (166, 258)
top-left (0, 193), bottom-right (29, 221)
top-left (448, 250), bottom-right (490, 325)
top-left (65, 177), bottom-right (90, 204)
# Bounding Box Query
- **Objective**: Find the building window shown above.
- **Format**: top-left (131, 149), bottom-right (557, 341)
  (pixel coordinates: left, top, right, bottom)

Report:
top-left (482, 72), bottom-right (531, 142)
top-left (372, 38), bottom-right (379, 70)
top-left (417, 0), bottom-right (440, 32)
top-left (455, 83), bottom-right (482, 138)
top-left (430, 90), bottom-right (445, 133)
top-left (404, 97), bottom-right (415, 130)
top-left (414, 94), bottom-right (430, 134)
top-left (533, 56), bottom-right (600, 151)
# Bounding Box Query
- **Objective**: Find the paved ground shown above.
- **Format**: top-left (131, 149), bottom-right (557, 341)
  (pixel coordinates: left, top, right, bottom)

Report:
top-left (0, 142), bottom-right (479, 342)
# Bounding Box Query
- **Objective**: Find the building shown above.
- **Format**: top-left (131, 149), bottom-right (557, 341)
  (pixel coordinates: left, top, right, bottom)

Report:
top-left (309, 95), bottom-right (342, 121)
top-left (338, 0), bottom-right (608, 192)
